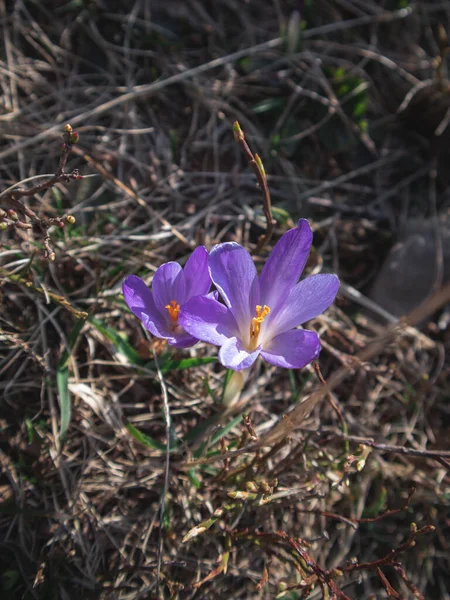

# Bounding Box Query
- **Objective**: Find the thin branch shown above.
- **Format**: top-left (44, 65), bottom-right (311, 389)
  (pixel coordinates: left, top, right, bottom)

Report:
top-left (233, 121), bottom-right (273, 255)
top-left (0, 124), bottom-right (80, 260)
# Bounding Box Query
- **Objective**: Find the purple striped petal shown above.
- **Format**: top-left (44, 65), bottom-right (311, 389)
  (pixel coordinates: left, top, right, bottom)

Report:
top-left (123, 275), bottom-right (167, 338)
top-left (179, 296), bottom-right (238, 346)
top-left (259, 219), bottom-right (313, 313)
top-left (266, 274), bottom-right (339, 338)
top-left (152, 262), bottom-right (186, 313)
top-left (166, 332), bottom-right (200, 348)
top-left (209, 242), bottom-right (259, 333)
top-left (183, 246), bottom-right (211, 299)
top-left (219, 336), bottom-right (261, 371)
top-left (261, 329), bottom-right (320, 369)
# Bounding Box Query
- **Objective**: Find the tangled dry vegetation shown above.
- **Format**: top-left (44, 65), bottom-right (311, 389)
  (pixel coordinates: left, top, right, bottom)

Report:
top-left (1, 1), bottom-right (449, 599)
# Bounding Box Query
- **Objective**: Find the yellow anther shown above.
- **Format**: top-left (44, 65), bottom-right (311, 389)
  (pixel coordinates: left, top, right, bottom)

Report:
top-left (255, 305), bottom-right (270, 320)
top-left (249, 304), bottom-right (270, 347)
top-left (165, 300), bottom-right (180, 322)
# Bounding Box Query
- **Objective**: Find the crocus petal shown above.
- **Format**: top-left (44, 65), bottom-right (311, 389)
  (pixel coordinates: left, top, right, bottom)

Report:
top-left (208, 242), bottom-right (259, 333)
top-left (266, 274), bottom-right (339, 339)
top-left (261, 329), bottom-right (320, 369)
top-left (166, 332), bottom-right (199, 348)
top-left (206, 290), bottom-right (219, 302)
top-left (182, 246), bottom-right (211, 299)
top-left (179, 296), bottom-right (238, 346)
top-left (219, 336), bottom-right (261, 371)
top-left (152, 262), bottom-right (186, 313)
top-left (123, 275), bottom-right (167, 338)
top-left (259, 219), bottom-right (313, 312)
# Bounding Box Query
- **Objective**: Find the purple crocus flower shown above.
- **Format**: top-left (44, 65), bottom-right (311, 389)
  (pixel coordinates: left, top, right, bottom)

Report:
top-left (123, 246), bottom-right (211, 348)
top-left (179, 219), bottom-right (339, 370)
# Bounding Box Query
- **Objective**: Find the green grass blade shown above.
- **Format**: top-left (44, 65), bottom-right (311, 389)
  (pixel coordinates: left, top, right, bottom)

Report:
top-left (56, 317), bottom-right (86, 441)
top-left (89, 317), bottom-right (144, 365)
top-left (159, 356), bottom-right (217, 372)
top-left (209, 414), bottom-right (242, 446)
top-left (56, 369), bottom-right (71, 441)
top-left (89, 318), bottom-right (216, 372)
top-left (125, 422), bottom-right (179, 451)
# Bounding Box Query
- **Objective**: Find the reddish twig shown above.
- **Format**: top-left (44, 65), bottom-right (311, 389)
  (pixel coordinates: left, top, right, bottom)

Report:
top-left (233, 121), bottom-right (274, 255)
top-left (332, 433), bottom-right (450, 468)
top-left (340, 524), bottom-right (435, 574)
top-left (230, 521), bottom-right (433, 599)
top-left (0, 124), bottom-right (80, 260)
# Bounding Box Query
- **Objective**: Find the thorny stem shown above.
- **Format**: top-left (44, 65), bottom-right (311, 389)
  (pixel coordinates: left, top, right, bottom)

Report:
top-left (233, 121), bottom-right (274, 255)
top-left (0, 124), bottom-right (80, 261)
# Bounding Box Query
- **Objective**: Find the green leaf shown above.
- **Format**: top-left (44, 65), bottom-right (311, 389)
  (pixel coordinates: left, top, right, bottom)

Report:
top-left (56, 369), bottom-right (70, 441)
top-left (125, 422), bottom-right (179, 451)
top-left (159, 356), bottom-right (217, 372)
top-left (353, 95), bottom-right (368, 118)
top-left (202, 376), bottom-right (218, 403)
top-left (187, 467), bottom-right (202, 489)
top-left (288, 370), bottom-right (298, 398)
top-left (271, 206), bottom-right (294, 227)
top-left (89, 318), bottom-right (217, 372)
top-left (1, 570), bottom-right (20, 591)
top-left (252, 98), bottom-right (285, 114)
top-left (183, 414), bottom-right (221, 444)
top-left (56, 317), bottom-right (87, 441)
top-left (220, 369), bottom-right (234, 404)
top-left (89, 317), bottom-right (144, 365)
top-left (192, 413), bottom-right (243, 459)
top-left (209, 414), bottom-right (243, 447)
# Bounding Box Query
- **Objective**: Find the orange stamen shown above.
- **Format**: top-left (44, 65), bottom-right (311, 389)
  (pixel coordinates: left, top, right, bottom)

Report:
top-left (165, 300), bottom-right (180, 322)
top-left (249, 304), bottom-right (270, 348)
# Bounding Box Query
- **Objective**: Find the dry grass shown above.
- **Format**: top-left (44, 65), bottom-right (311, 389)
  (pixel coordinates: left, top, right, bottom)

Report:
top-left (1, 1), bottom-right (449, 598)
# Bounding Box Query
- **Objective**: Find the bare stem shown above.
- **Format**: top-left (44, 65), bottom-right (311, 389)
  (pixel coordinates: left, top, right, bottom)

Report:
top-left (233, 121), bottom-right (274, 255)
top-left (0, 125), bottom-right (80, 260)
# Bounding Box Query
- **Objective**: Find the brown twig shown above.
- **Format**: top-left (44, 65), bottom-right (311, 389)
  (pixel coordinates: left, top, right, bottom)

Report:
top-left (242, 413), bottom-right (258, 441)
top-left (184, 283), bottom-right (450, 468)
top-left (340, 524), bottom-right (435, 574)
top-left (0, 267), bottom-right (88, 319)
top-left (333, 434), bottom-right (450, 466)
top-left (298, 487), bottom-right (416, 528)
top-left (235, 521), bottom-right (434, 599)
top-left (314, 361), bottom-right (349, 455)
top-left (0, 124), bottom-right (80, 261)
top-left (233, 121), bottom-right (274, 255)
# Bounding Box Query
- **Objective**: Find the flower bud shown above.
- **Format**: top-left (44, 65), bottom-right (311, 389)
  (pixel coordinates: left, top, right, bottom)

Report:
top-left (255, 153), bottom-right (266, 178)
top-left (227, 491), bottom-right (249, 500)
top-left (233, 120), bottom-right (244, 143)
top-left (64, 124), bottom-right (73, 133)
top-left (7, 209), bottom-right (19, 221)
top-left (260, 480), bottom-right (271, 493)
top-left (245, 481), bottom-right (258, 492)
top-left (66, 215), bottom-right (76, 224)
top-left (0, 222), bottom-right (8, 230)
top-left (69, 131), bottom-right (79, 144)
